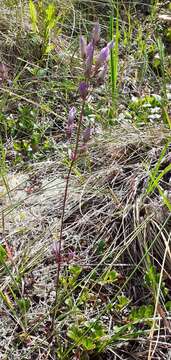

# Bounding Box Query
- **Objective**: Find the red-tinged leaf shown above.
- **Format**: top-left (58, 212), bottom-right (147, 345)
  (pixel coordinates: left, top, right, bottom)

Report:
top-left (4, 241), bottom-right (13, 260)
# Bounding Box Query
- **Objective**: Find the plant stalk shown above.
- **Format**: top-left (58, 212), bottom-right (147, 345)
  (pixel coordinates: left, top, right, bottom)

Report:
top-left (51, 99), bottom-right (86, 332)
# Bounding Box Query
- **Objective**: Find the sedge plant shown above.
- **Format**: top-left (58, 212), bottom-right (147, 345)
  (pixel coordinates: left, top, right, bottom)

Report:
top-left (51, 22), bottom-right (114, 332)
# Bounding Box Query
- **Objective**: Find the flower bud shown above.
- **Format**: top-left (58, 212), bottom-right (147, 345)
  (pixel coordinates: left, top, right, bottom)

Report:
top-left (86, 42), bottom-right (94, 59)
top-left (66, 124), bottom-right (75, 139)
top-left (65, 107), bottom-right (76, 139)
top-left (68, 149), bottom-right (77, 161)
top-left (80, 36), bottom-right (87, 60)
top-left (95, 46), bottom-right (109, 68)
top-left (108, 40), bottom-right (115, 50)
top-left (95, 40), bottom-right (114, 69)
top-left (68, 107), bottom-right (76, 126)
top-left (85, 42), bottom-right (94, 77)
top-left (79, 82), bottom-right (88, 100)
top-left (91, 22), bottom-right (100, 45)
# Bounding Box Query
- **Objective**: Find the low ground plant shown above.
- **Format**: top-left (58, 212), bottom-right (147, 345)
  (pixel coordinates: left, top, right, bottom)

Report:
top-left (0, 1), bottom-right (171, 359)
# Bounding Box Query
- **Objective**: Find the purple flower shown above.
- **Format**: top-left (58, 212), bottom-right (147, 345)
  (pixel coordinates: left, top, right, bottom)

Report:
top-left (68, 107), bottom-right (76, 126)
top-left (86, 42), bottom-right (94, 59)
top-left (108, 40), bottom-right (115, 50)
top-left (96, 46), bottom-right (109, 67)
top-left (80, 36), bottom-right (87, 60)
top-left (66, 124), bottom-right (75, 139)
top-left (79, 81), bottom-right (88, 99)
top-left (66, 107), bottom-right (76, 139)
top-left (85, 41), bottom-right (94, 77)
top-left (95, 40), bottom-right (115, 69)
top-left (91, 22), bottom-right (100, 45)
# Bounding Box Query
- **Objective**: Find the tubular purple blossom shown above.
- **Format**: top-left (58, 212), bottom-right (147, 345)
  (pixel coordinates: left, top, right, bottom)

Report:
top-left (66, 107), bottom-right (76, 139)
top-left (80, 36), bottom-right (87, 60)
top-left (95, 40), bottom-right (114, 70)
top-left (79, 81), bottom-right (89, 100)
top-left (95, 46), bottom-right (109, 68)
top-left (108, 40), bottom-right (115, 50)
top-left (85, 41), bottom-right (94, 77)
top-left (86, 42), bottom-right (94, 59)
top-left (91, 22), bottom-right (100, 45)
top-left (66, 124), bottom-right (75, 139)
top-left (68, 107), bottom-right (76, 126)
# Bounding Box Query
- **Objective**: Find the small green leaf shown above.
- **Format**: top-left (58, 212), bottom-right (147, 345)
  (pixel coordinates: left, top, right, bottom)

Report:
top-left (17, 298), bottom-right (31, 314)
top-left (45, 44), bottom-right (55, 54)
top-left (90, 322), bottom-right (105, 339)
top-left (79, 289), bottom-right (90, 304)
top-left (0, 245), bottom-right (7, 264)
top-left (65, 297), bottom-right (73, 308)
top-left (145, 265), bottom-right (158, 287)
top-left (144, 304), bottom-right (154, 318)
top-left (166, 301), bottom-right (171, 311)
top-left (99, 269), bottom-right (118, 285)
top-left (69, 265), bottom-right (82, 277)
top-left (115, 295), bottom-right (130, 310)
top-left (81, 337), bottom-right (96, 350)
top-left (67, 326), bottom-right (82, 342)
top-left (97, 239), bottom-right (105, 254)
top-left (129, 304), bottom-right (154, 321)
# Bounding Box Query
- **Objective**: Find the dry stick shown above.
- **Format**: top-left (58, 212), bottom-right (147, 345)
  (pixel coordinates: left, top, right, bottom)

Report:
top-left (51, 99), bottom-right (86, 332)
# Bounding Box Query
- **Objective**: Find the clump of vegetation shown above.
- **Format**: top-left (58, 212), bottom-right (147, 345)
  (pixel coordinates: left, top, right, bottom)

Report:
top-left (0, 1), bottom-right (171, 360)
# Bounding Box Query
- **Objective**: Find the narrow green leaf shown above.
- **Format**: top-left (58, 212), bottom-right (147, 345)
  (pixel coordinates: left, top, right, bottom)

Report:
top-left (29, 0), bottom-right (38, 33)
top-left (0, 244), bottom-right (7, 264)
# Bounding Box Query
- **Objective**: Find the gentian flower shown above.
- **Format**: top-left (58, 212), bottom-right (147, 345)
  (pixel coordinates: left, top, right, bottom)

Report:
top-left (66, 124), bottom-right (75, 139)
top-left (95, 40), bottom-right (114, 69)
top-left (80, 36), bottom-right (87, 60)
top-left (91, 22), bottom-right (100, 45)
top-left (68, 107), bottom-right (76, 126)
top-left (108, 40), bottom-right (115, 50)
top-left (79, 82), bottom-right (89, 100)
top-left (66, 107), bottom-right (76, 139)
top-left (85, 42), bottom-right (94, 77)
top-left (86, 42), bottom-right (94, 59)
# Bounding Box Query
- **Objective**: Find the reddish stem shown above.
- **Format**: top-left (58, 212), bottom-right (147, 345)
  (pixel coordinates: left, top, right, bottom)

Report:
top-left (51, 99), bottom-right (86, 332)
